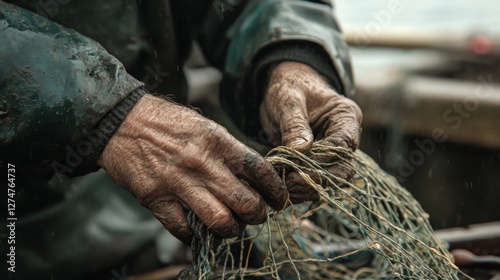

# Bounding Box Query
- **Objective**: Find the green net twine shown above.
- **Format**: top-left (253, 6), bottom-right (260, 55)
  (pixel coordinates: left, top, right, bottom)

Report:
top-left (179, 143), bottom-right (471, 280)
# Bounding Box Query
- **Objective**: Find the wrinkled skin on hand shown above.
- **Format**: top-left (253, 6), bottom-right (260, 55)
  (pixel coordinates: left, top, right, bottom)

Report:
top-left (260, 62), bottom-right (363, 203)
top-left (99, 94), bottom-right (287, 244)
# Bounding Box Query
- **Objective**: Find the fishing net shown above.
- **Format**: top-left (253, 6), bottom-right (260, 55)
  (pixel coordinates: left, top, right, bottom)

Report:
top-left (178, 143), bottom-right (469, 280)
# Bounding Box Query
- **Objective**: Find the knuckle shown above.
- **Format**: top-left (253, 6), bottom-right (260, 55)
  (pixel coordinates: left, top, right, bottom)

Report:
top-left (233, 192), bottom-right (265, 224)
top-left (336, 98), bottom-right (363, 122)
top-left (131, 180), bottom-right (162, 207)
top-left (331, 126), bottom-right (360, 150)
top-left (283, 94), bottom-right (306, 110)
top-left (206, 211), bottom-right (236, 235)
top-left (345, 99), bottom-right (363, 121)
top-left (205, 120), bottom-right (228, 139)
top-left (180, 144), bottom-right (218, 174)
top-left (139, 175), bottom-right (188, 208)
top-left (142, 195), bottom-right (170, 213)
top-left (203, 121), bottom-right (237, 156)
top-left (242, 152), bottom-right (265, 172)
top-left (167, 222), bottom-right (191, 237)
top-left (183, 152), bottom-right (210, 172)
top-left (321, 107), bottom-right (362, 151)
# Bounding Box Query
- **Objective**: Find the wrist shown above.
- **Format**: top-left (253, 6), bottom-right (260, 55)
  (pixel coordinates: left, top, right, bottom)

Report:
top-left (98, 93), bottom-right (164, 171)
top-left (69, 88), bottom-right (147, 176)
top-left (98, 94), bottom-right (200, 192)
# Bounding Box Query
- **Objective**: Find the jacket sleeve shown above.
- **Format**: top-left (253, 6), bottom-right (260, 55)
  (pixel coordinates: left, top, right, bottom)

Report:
top-left (0, 2), bottom-right (144, 178)
top-left (197, 0), bottom-right (354, 138)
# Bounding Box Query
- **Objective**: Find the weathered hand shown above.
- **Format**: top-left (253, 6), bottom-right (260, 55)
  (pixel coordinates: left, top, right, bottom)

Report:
top-left (260, 62), bottom-right (362, 203)
top-left (99, 94), bottom-right (287, 244)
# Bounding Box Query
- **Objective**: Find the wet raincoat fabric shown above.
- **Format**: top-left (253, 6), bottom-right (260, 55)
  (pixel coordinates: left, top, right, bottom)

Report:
top-left (0, 0), bottom-right (353, 279)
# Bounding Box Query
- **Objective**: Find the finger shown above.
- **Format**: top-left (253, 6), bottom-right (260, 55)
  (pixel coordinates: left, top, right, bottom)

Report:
top-left (227, 147), bottom-right (288, 210)
top-left (315, 98), bottom-right (363, 151)
top-left (148, 199), bottom-right (193, 245)
top-left (284, 160), bottom-right (355, 204)
top-left (327, 163), bottom-right (356, 185)
top-left (285, 171), bottom-right (320, 203)
top-left (179, 186), bottom-right (242, 238)
top-left (277, 89), bottom-right (314, 152)
top-left (288, 183), bottom-right (320, 204)
top-left (205, 166), bottom-right (267, 225)
top-left (289, 192), bottom-right (319, 204)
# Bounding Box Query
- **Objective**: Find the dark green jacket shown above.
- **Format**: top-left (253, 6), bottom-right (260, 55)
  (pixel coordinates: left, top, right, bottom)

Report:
top-left (0, 0), bottom-right (352, 207)
top-left (0, 1), bottom-right (353, 278)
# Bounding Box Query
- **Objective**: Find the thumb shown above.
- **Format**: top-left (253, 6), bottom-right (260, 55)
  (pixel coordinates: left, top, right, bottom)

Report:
top-left (279, 90), bottom-right (314, 153)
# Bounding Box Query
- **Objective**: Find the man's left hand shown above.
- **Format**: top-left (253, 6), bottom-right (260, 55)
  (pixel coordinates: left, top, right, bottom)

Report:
top-left (260, 61), bottom-right (363, 203)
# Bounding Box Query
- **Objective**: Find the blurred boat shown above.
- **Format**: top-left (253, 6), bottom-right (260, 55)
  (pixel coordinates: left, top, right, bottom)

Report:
top-left (344, 27), bottom-right (500, 149)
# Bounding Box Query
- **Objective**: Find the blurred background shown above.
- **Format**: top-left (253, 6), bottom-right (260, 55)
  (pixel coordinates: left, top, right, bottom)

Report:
top-left (334, 0), bottom-right (500, 230)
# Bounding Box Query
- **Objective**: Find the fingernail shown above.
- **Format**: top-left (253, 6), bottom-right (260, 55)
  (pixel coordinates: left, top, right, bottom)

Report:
top-left (287, 137), bottom-right (307, 148)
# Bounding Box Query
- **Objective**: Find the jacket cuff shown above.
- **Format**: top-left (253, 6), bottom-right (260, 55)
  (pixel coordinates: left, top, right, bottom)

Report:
top-left (70, 88), bottom-right (147, 176)
top-left (248, 41), bottom-right (345, 99)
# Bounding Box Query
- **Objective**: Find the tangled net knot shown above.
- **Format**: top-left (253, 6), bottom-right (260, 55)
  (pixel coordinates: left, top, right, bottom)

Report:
top-left (178, 143), bottom-right (470, 280)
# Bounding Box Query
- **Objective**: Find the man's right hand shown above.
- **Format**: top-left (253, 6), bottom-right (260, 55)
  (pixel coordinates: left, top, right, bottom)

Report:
top-left (98, 94), bottom-right (287, 244)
